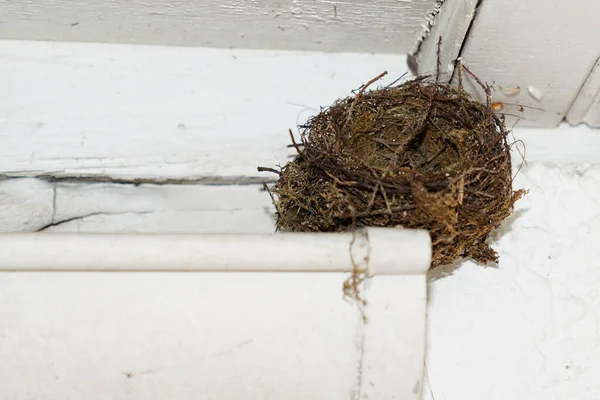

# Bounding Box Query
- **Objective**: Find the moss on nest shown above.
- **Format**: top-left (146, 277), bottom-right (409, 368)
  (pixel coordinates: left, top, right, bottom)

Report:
top-left (260, 67), bottom-right (525, 269)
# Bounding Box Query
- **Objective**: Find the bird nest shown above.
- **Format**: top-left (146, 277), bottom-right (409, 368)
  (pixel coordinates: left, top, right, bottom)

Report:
top-left (260, 66), bottom-right (525, 270)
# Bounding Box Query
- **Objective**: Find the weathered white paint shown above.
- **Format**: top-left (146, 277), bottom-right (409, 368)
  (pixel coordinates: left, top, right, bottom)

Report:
top-left (453, 0), bottom-right (600, 127)
top-left (3, 125), bottom-right (600, 398)
top-left (0, 272), bottom-right (363, 399)
top-left (0, 229), bottom-right (430, 399)
top-left (408, 0), bottom-right (477, 78)
top-left (0, 271), bottom-right (428, 399)
top-left (0, 180), bottom-right (276, 233)
top-left (0, 40), bottom-right (408, 180)
top-left (412, 0), bottom-right (600, 128)
top-left (423, 160), bottom-right (600, 400)
top-left (0, 178), bottom-right (54, 231)
top-left (0, 0), bottom-right (437, 53)
top-left (567, 55), bottom-right (600, 127)
top-left (361, 275), bottom-right (427, 398)
top-left (2, 123), bottom-right (600, 234)
top-left (2, 35), bottom-right (600, 400)
top-left (53, 182), bottom-right (276, 233)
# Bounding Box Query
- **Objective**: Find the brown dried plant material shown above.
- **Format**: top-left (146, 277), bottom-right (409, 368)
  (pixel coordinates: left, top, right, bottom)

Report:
top-left (260, 65), bottom-right (525, 269)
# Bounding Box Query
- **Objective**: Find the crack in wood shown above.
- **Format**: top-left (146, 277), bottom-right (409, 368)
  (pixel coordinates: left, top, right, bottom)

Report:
top-left (449, 0), bottom-right (484, 83)
top-left (408, 0), bottom-right (482, 80)
top-left (0, 174), bottom-right (277, 186)
top-left (37, 211), bottom-right (155, 232)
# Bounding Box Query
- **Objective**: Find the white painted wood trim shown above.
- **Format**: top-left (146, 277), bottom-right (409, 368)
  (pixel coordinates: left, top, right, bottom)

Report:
top-left (1, 270), bottom-right (428, 399)
top-left (3, 123), bottom-right (600, 235)
top-left (0, 178), bottom-right (55, 232)
top-left (410, 0), bottom-right (600, 128)
top-left (0, 40), bottom-right (408, 180)
top-left (5, 151), bottom-right (600, 399)
top-left (361, 275), bottom-right (427, 399)
top-left (408, 0), bottom-right (477, 78)
top-left (567, 55), bottom-right (600, 127)
top-left (0, 228), bottom-right (431, 399)
top-left (1, 272), bottom-right (364, 399)
top-left (0, 228), bottom-right (431, 275)
top-left (454, 0), bottom-right (600, 127)
top-left (0, 179), bottom-right (277, 234)
top-left (0, 0), bottom-right (437, 53)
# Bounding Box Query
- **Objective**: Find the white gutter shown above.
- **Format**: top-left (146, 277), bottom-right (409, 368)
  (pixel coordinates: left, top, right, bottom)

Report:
top-left (0, 227), bottom-right (431, 274)
top-left (0, 227), bottom-right (431, 399)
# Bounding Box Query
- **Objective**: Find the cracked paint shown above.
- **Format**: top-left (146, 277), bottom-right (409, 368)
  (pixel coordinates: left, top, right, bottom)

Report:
top-left (0, 178), bottom-right (54, 232)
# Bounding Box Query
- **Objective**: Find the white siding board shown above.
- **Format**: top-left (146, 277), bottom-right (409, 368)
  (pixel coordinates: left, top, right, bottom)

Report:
top-left (0, 272), bottom-right (361, 399)
top-left (0, 180), bottom-right (275, 233)
top-left (51, 183), bottom-right (275, 233)
top-left (411, 0), bottom-right (600, 128)
top-left (0, 40), bottom-right (408, 180)
top-left (408, 0), bottom-right (477, 79)
top-left (0, 0), bottom-right (437, 53)
top-left (453, 0), bottom-right (600, 127)
top-left (3, 123), bottom-right (600, 234)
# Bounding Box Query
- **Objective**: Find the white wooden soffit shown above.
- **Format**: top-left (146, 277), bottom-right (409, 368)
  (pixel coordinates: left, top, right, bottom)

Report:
top-left (0, 0), bottom-right (438, 54)
top-left (0, 40), bottom-right (409, 181)
top-left (409, 0), bottom-right (600, 128)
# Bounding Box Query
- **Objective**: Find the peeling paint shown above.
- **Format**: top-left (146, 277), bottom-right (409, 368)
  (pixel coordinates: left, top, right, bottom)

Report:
top-left (410, 0), bottom-right (445, 57)
top-left (0, 0), bottom-right (438, 53)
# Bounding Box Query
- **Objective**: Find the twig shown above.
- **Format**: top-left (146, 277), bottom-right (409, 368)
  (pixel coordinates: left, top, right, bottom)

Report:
top-left (330, 121), bottom-right (342, 153)
top-left (288, 128), bottom-right (302, 154)
top-left (346, 71), bottom-right (388, 125)
top-left (257, 167), bottom-right (281, 175)
top-left (367, 182), bottom-right (380, 210)
top-left (435, 36), bottom-right (442, 84)
top-left (380, 184), bottom-right (392, 214)
top-left (385, 71), bottom-right (408, 88)
top-left (423, 147), bottom-right (447, 166)
top-left (345, 224), bottom-right (368, 320)
top-left (325, 171), bottom-right (357, 186)
top-left (262, 182), bottom-right (277, 209)
top-left (461, 64), bottom-right (487, 94)
top-left (510, 139), bottom-right (527, 182)
top-left (457, 58), bottom-right (463, 98)
top-left (462, 64), bottom-right (491, 105)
